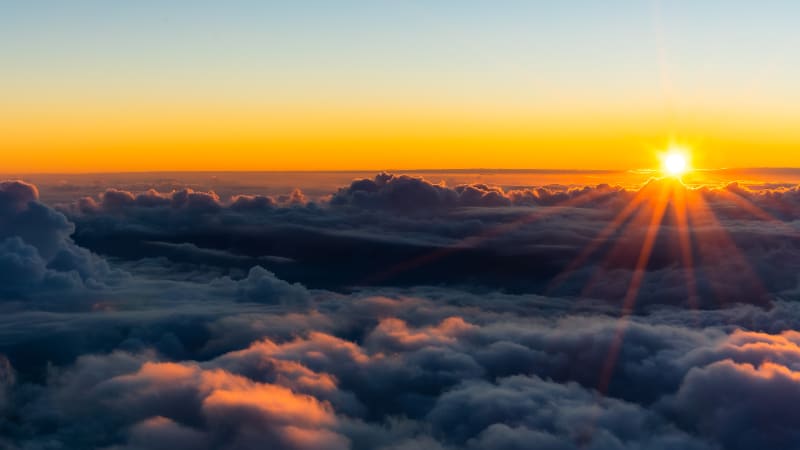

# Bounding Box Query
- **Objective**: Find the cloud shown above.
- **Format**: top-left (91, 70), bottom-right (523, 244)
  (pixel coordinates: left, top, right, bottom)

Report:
top-left (211, 266), bottom-right (312, 306)
top-left (329, 172), bottom-right (626, 211)
top-left (428, 375), bottom-right (710, 450)
top-left (5, 289), bottom-right (800, 449)
top-left (0, 236), bottom-right (83, 296)
top-left (57, 174), bottom-right (800, 308)
top-left (660, 330), bottom-right (800, 449)
top-left (364, 316), bottom-right (476, 352)
top-left (43, 355), bottom-right (348, 450)
top-left (1, 180), bottom-right (74, 260)
top-left (665, 359), bottom-right (800, 450)
top-left (0, 181), bottom-right (127, 301)
top-left (122, 416), bottom-right (209, 450)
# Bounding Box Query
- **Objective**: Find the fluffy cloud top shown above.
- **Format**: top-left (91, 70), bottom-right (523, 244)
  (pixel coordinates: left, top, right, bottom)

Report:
top-left (0, 181), bottom-right (128, 299)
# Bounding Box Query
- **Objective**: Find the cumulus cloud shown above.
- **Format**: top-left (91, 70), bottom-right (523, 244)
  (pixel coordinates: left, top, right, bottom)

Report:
top-left (212, 266), bottom-right (312, 306)
top-left (329, 172), bottom-right (625, 210)
top-left (664, 359), bottom-right (800, 450)
top-left (428, 375), bottom-right (709, 450)
top-left (660, 329), bottom-right (800, 449)
top-left (57, 174), bottom-right (800, 307)
top-left (0, 181), bottom-right (127, 300)
top-left (5, 288), bottom-right (800, 449)
top-left (13, 296), bottom-right (799, 449)
top-left (1, 180), bottom-right (74, 260)
top-left (41, 354), bottom-right (347, 450)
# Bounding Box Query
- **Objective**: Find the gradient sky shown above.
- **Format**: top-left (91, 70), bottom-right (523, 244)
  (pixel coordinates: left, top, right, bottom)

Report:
top-left (2, 0), bottom-right (800, 172)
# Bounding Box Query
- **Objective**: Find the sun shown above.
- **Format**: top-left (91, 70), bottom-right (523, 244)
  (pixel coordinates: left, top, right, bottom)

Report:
top-left (660, 147), bottom-right (691, 177)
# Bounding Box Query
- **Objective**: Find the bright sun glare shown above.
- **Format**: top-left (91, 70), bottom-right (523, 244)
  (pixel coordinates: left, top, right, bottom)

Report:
top-left (661, 147), bottom-right (690, 177)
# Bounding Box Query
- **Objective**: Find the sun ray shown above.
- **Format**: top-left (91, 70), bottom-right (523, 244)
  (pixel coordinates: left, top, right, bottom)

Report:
top-left (546, 187), bottom-right (651, 294)
top-left (717, 188), bottom-right (800, 237)
top-left (577, 182), bottom-right (665, 300)
top-left (685, 189), bottom-right (769, 306)
top-left (357, 185), bottom-right (615, 286)
top-left (597, 180), bottom-right (671, 394)
top-left (671, 182), bottom-right (699, 309)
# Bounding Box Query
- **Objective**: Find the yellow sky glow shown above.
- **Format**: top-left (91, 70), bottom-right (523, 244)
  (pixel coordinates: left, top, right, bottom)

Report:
top-left (2, 99), bottom-right (799, 173)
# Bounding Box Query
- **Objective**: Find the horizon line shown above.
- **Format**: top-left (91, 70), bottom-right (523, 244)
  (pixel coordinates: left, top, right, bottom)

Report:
top-left (4, 167), bottom-right (800, 176)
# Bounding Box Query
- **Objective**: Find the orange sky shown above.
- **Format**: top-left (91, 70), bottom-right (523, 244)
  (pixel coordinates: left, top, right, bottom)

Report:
top-left (3, 101), bottom-right (798, 173)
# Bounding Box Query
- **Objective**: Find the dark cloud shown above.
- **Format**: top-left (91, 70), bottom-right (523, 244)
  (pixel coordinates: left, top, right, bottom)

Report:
top-left (427, 375), bottom-right (710, 450)
top-left (58, 174), bottom-right (800, 308)
top-left (329, 172), bottom-right (625, 210)
top-left (4, 289), bottom-right (800, 449)
top-left (212, 266), bottom-right (312, 306)
top-left (0, 181), bottom-right (128, 301)
top-left (9, 294), bottom-right (797, 449)
top-left (661, 330), bottom-right (800, 450)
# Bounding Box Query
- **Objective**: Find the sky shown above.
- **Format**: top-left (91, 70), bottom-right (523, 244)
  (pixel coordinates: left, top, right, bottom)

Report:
top-left (6, 4), bottom-right (800, 448)
top-left (2, 0), bottom-right (800, 172)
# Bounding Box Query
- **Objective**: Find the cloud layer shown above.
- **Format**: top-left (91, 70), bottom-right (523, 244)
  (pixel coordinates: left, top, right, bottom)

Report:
top-left (1, 173), bottom-right (800, 449)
